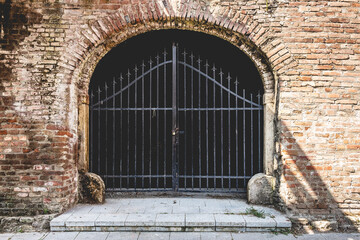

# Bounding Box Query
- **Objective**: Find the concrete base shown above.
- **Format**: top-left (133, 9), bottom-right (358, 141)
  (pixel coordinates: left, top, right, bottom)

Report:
top-left (247, 173), bottom-right (275, 205)
top-left (50, 197), bottom-right (291, 232)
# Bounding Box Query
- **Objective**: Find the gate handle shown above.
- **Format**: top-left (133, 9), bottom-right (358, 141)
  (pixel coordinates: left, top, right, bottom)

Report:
top-left (172, 129), bottom-right (185, 136)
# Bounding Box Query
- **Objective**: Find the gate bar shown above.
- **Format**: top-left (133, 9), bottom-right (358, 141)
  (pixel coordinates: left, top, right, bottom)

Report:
top-left (183, 49), bottom-right (187, 190)
top-left (134, 66), bottom-right (138, 190)
top-left (112, 79), bottom-right (116, 190)
top-left (90, 91), bottom-right (93, 172)
top-left (220, 69), bottom-right (224, 190)
top-left (198, 57), bottom-right (201, 190)
top-left (205, 60), bottom-right (209, 190)
top-left (164, 49), bottom-right (167, 189)
top-left (141, 62), bottom-right (145, 189)
top-left (119, 74), bottom-right (123, 189)
top-left (156, 55), bottom-right (160, 190)
top-left (172, 43), bottom-right (179, 191)
top-left (228, 73), bottom-right (231, 190)
top-left (243, 89), bottom-right (246, 189)
top-left (127, 70), bottom-right (130, 189)
top-left (149, 58), bottom-right (153, 188)
top-left (212, 64), bottom-right (216, 191)
top-left (97, 87), bottom-right (101, 176)
top-left (235, 78), bottom-right (239, 191)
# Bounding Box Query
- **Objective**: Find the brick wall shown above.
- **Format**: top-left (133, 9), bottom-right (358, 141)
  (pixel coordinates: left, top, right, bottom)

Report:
top-left (0, 0), bottom-right (359, 231)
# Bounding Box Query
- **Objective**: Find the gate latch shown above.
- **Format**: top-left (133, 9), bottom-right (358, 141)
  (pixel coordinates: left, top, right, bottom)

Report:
top-left (172, 128), bottom-right (184, 136)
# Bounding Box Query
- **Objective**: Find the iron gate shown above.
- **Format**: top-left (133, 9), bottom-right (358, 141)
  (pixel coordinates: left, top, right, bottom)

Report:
top-left (89, 44), bottom-right (263, 193)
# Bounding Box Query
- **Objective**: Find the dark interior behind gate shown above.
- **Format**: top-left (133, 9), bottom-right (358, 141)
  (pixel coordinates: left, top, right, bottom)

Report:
top-left (89, 30), bottom-right (264, 193)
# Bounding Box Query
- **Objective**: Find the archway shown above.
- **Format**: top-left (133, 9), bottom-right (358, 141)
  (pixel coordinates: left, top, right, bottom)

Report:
top-left (88, 30), bottom-right (265, 193)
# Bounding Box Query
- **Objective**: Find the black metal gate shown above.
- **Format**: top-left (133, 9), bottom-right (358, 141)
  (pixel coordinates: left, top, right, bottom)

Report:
top-left (89, 44), bottom-right (263, 193)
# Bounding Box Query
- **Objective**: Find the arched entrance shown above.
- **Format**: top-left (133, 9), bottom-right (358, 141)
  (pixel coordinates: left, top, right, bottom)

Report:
top-left (88, 30), bottom-right (264, 193)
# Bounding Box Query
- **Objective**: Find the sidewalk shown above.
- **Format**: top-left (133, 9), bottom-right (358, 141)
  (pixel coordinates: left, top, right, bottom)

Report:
top-left (0, 231), bottom-right (360, 240)
top-left (50, 197), bottom-right (291, 232)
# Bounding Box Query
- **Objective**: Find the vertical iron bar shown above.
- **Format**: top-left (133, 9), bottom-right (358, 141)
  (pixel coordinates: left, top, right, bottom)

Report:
top-left (105, 83), bottom-right (108, 188)
top-left (227, 74), bottom-right (231, 190)
top-left (142, 62), bottom-right (145, 189)
top-left (172, 43), bottom-right (179, 191)
top-left (112, 79), bottom-right (116, 191)
top-left (190, 53), bottom-right (194, 190)
top-left (198, 57), bottom-right (201, 190)
top-left (164, 49), bottom-right (167, 189)
top-left (243, 89), bottom-right (246, 189)
top-left (156, 55), bottom-right (160, 190)
top-left (235, 78), bottom-right (239, 191)
top-left (127, 70), bottom-right (130, 189)
top-left (90, 91), bottom-right (93, 172)
top-left (205, 60), bottom-right (209, 190)
top-left (251, 94), bottom-right (254, 177)
top-left (258, 93), bottom-right (261, 173)
top-left (183, 50), bottom-right (187, 190)
top-left (220, 69), bottom-right (224, 190)
top-left (212, 65), bottom-right (216, 191)
top-left (149, 58), bottom-right (153, 188)
top-left (97, 87), bottom-right (101, 177)
top-left (134, 66), bottom-right (138, 191)
top-left (119, 74), bottom-right (123, 189)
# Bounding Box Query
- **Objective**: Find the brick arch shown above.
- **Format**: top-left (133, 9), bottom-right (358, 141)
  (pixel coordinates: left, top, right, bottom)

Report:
top-left (65, 1), bottom-right (297, 98)
top-left (70, 5), bottom-right (297, 177)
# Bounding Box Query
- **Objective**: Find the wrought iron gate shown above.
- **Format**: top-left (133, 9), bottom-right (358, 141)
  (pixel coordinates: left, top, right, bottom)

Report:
top-left (89, 44), bottom-right (263, 193)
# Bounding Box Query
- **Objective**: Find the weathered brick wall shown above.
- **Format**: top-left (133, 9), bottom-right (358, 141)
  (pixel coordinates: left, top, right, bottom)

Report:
top-left (0, 0), bottom-right (359, 231)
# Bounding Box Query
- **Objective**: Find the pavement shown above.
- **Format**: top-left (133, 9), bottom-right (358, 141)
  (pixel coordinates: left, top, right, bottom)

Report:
top-left (50, 197), bottom-right (291, 232)
top-left (1, 232), bottom-right (360, 240)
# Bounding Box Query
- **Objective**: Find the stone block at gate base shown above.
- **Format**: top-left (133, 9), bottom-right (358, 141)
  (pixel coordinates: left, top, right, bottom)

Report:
top-left (247, 173), bottom-right (275, 205)
top-left (78, 171), bottom-right (105, 204)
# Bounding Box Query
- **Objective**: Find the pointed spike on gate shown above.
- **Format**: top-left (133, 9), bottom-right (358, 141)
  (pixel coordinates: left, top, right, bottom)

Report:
top-left (127, 69), bottom-right (131, 78)
top-left (227, 73), bottom-right (232, 82)
top-left (205, 59), bottom-right (209, 68)
top-left (97, 86), bottom-right (101, 93)
top-left (148, 58), bottom-right (153, 66)
top-left (219, 68), bottom-right (224, 77)
top-left (90, 91), bottom-right (94, 98)
top-left (163, 48), bottom-right (168, 57)
top-left (197, 57), bottom-right (202, 65)
top-left (257, 92), bottom-right (262, 99)
top-left (155, 54), bottom-right (160, 62)
top-left (119, 73), bottom-right (123, 82)
top-left (141, 60), bottom-right (146, 69)
top-left (182, 49), bottom-right (187, 57)
top-left (134, 65), bottom-right (138, 73)
top-left (190, 53), bottom-right (194, 61)
top-left (104, 82), bottom-right (108, 90)
top-left (212, 64), bottom-right (217, 72)
top-left (112, 77), bottom-right (116, 86)
top-left (234, 77), bottom-right (239, 85)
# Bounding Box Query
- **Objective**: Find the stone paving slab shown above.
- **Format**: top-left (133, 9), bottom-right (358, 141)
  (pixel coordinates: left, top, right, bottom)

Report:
top-left (65, 214), bottom-right (100, 227)
top-left (186, 213), bottom-right (216, 227)
top-left (50, 197), bottom-right (291, 232)
top-left (215, 214), bottom-right (246, 227)
top-left (43, 232), bottom-right (79, 240)
top-left (156, 213), bottom-right (185, 227)
top-left (125, 213), bottom-right (157, 226)
top-left (95, 213), bottom-right (128, 226)
top-left (75, 232), bottom-right (109, 240)
top-left (1, 232), bottom-right (360, 240)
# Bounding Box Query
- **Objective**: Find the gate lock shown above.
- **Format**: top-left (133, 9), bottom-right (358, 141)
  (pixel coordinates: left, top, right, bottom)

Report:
top-left (172, 128), bottom-right (184, 136)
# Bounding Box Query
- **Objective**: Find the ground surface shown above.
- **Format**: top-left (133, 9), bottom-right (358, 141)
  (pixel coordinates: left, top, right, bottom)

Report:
top-left (1, 232), bottom-right (360, 240)
top-left (50, 197), bottom-right (290, 232)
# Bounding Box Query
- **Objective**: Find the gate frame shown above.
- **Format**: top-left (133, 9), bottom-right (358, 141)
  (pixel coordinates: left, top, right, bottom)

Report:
top-left (76, 21), bottom-right (283, 194)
